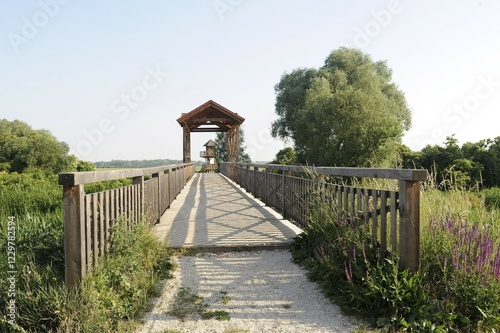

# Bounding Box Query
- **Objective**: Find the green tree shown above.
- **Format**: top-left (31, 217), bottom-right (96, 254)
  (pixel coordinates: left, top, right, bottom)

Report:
top-left (214, 128), bottom-right (251, 163)
top-left (271, 47), bottom-right (411, 167)
top-left (271, 147), bottom-right (297, 165)
top-left (0, 119), bottom-right (86, 174)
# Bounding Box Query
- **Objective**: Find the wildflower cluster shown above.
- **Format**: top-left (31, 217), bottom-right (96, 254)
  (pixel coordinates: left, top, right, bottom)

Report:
top-left (431, 214), bottom-right (500, 282)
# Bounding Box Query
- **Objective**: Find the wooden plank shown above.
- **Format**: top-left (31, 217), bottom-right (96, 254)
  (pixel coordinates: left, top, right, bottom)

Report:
top-left (92, 193), bottom-right (98, 266)
top-left (371, 189), bottom-right (378, 243)
top-left (119, 187), bottom-right (124, 222)
top-left (337, 185), bottom-right (342, 220)
top-left (98, 192), bottom-right (104, 258)
top-left (380, 191), bottom-right (387, 254)
top-left (110, 189), bottom-right (115, 231)
top-left (135, 184), bottom-right (140, 223)
top-left (264, 169), bottom-right (268, 206)
top-left (343, 185), bottom-right (349, 218)
top-left (129, 185), bottom-right (133, 226)
top-left (59, 163), bottom-right (195, 185)
top-left (390, 191), bottom-right (397, 251)
top-left (123, 186), bottom-right (129, 228)
top-left (349, 186), bottom-right (355, 220)
top-left (364, 189), bottom-right (370, 226)
top-left (85, 194), bottom-right (91, 271)
top-left (281, 172), bottom-right (286, 218)
top-left (131, 185), bottom-right (136, 224)
top-left (222, 163), bottom-right (428, 181)
top-left (356, 188), bottom-right (362, 225)
top-left (104, 190), bottom-right (111, 253)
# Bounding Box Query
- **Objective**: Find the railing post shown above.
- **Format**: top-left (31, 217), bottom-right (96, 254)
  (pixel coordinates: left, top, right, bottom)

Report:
top-left (63, 183), bottom-right (86, 289)
top-left (398, 180), bottom-right (421, 272)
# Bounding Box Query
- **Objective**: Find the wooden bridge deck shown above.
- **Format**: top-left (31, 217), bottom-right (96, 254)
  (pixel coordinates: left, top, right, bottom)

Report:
top-left (153, 173), bottom-right (302, 250)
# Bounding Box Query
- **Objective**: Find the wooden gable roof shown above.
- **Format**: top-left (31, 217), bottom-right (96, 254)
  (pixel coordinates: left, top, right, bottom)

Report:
top-left (177, 100), bottom-right (245, 132)
top-left (204, 139), bottom-right (216, 147)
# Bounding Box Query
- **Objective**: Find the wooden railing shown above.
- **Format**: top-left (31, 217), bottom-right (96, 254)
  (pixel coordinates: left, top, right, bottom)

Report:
top-left (220, 163), bottom-right (427, 272)
top-left (59, 163), bottom-right (195, 288)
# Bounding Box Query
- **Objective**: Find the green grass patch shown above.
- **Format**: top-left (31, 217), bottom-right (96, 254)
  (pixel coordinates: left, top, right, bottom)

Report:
top-left (483, 187), bottom-right (500, 211)
top-left (59, 221), bottom-right (174, 332)
top-left (169, 287), bottom-right (230, 321)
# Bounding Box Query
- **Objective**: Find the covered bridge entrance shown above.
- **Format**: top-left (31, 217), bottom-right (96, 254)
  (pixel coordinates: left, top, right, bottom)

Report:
top-left (176, 100), bottom-right (245, 167)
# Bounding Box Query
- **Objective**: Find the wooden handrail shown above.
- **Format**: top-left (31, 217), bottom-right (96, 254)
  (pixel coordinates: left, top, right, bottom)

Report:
top-left (220, 162), bottom-right (427, 272)
top-left (60, 163), bottom-right (195, 289)
top-left (228, 163), bottom-right (428, 181)
top-left (59, 163), bottom-right (190, 185)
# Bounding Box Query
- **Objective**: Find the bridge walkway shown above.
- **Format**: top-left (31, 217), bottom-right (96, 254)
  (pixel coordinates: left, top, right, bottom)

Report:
top-left (153, 173), bottom-right (302, 250)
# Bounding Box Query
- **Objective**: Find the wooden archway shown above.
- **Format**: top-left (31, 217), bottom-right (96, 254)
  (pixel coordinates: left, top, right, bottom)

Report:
top-left (176, 100), bottom-right (245, 164)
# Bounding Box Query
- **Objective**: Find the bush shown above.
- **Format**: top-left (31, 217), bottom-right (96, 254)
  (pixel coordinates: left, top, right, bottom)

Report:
top-left (0, 171), bottom-right (62, 215)
top-left (0, 175), bottom-right (174, 332)
top-left (59, 221), bottom-right (174, 332)
top-left (483, 187), bottom-right (500, 211)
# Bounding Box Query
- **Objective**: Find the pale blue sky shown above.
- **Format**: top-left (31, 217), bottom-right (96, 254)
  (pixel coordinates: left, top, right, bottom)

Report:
top-left (1, 1), bottom-right (499, 162)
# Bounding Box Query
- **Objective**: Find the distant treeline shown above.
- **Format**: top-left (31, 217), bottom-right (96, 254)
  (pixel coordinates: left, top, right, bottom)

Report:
top-left (93, 159), bottom-right (203, 168)
top-left (400, 136), bottom-right (500, 189)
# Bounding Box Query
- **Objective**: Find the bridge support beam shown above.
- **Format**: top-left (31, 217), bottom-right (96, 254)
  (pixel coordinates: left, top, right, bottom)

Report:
top-left (183, 124), bottom-right (191, 163)
top-left (227, 125), bottom-right (240, 180)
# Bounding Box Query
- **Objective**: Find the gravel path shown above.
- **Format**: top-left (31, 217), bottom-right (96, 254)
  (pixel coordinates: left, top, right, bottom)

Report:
top-left (138, 250), bottom-right (364, 333)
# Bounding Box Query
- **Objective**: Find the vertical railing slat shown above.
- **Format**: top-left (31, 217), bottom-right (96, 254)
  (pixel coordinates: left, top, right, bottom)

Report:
top-left (380, 191), bottom-right (387, 254)
top-left (98, 192), bottom-right (104, 258)
top-left (390, 191), bottom-right (398, 252)
top-left (92, 193), bottom-right (98, 266)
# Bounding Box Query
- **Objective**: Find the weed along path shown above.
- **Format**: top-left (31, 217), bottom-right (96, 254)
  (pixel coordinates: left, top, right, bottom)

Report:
top-left (138, 250), bottom-right (361, 333)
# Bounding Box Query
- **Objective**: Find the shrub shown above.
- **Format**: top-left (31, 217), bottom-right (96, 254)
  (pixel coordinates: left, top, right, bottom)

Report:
top-left (59, 220), bottom-right (174, 332)
top-left (483, 187), bottom-right (500, 211)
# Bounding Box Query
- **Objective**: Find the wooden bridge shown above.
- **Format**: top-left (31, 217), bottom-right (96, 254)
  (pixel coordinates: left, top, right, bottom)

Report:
top-left (59, 100), bottom-right (427, 288)
top-left (59, 161), bottom-right (427, 289)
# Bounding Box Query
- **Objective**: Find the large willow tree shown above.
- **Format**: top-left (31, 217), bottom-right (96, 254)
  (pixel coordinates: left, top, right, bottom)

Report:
top-left (272, 47), bottom-right (411, 167)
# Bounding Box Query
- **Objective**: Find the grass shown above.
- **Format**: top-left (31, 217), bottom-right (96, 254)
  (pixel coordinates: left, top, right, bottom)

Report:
top-left (59, 221), bottom-right (175, 332)
top-left (169, 287), bottom-right (230, 321)
top-left (219, 290), bottom-right (231, 305)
